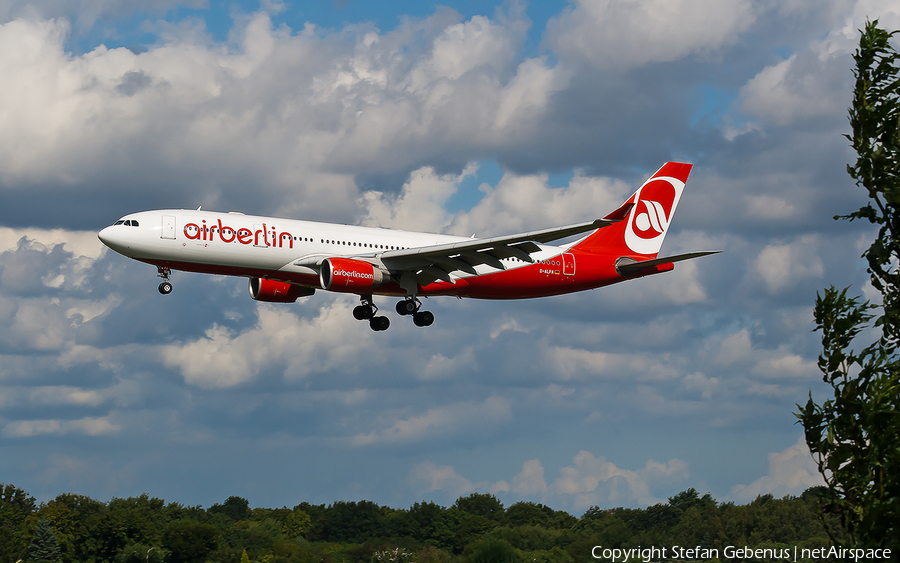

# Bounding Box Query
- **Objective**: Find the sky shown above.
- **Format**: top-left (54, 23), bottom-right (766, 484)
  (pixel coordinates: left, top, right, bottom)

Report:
top-left (1, 0), bottom-right (899, 514)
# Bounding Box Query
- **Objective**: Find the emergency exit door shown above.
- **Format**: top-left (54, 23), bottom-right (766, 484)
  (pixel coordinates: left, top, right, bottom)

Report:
top-left (562, 253), bottom-right (575, 276)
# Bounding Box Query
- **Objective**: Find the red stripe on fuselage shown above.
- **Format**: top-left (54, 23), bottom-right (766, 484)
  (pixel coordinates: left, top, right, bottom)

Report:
top-left (143, 251), bottom-right (671, 300)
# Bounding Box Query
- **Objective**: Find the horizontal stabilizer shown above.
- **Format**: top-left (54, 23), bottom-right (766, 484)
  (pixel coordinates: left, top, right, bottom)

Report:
top-left (602, 202), bottom-right (634, 222)
top-left (615, 251), bottom-right (721, 276)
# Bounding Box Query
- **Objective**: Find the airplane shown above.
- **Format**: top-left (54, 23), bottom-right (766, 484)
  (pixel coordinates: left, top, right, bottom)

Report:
top-left (98, 162), bottom-right (718, 331)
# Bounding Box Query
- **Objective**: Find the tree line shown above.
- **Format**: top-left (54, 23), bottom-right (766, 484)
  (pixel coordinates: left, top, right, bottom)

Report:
top-left (2, 483), bottom-right (845, 563)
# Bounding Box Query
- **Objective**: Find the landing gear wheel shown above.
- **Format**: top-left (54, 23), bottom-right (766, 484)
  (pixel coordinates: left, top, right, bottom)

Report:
top-left (157, 265), bottom-right (173, 295)
top-left (396, 299), bottom-right (418, 316)
top-left (353, 305), bottom-right (375, 320)
top-left (413, 311), bottom-right (434, 327)
top-left (369, 316), bottom-right (390, 331)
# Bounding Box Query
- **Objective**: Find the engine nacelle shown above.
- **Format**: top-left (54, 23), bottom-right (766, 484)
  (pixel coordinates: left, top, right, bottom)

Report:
top-left (249, 278), bottom-right (315, 302)
top-left (320, 257), bottom-right (387, 292)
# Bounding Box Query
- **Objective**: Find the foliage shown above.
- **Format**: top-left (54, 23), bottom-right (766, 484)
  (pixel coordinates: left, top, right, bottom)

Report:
top-left (163, 520), bottom-right (221, 563)
top-left (464, 537), bottom-right (517, 563)
top-left (113, 543), bottom-right (168, 563)
top-left (1, 483), bottom-right (37, 563)
top-left (796, 19), bottom-right (900, 551)
top-left (209, 496), bottom-right (253, 522)
top-left (0, 483), bottom-right (843, 563)
top-left (284, 509), bottom-right (312, 538)
top-left (28, 517), bottom-right (62, 562)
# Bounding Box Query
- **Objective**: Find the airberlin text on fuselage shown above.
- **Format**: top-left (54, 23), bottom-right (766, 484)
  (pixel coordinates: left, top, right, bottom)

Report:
top-left (183, 219), bottom-right (294, 249)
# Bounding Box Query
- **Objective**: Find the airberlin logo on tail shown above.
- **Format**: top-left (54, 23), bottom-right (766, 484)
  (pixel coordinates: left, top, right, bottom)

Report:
top-left (624, 176), bottom-right (684, 255)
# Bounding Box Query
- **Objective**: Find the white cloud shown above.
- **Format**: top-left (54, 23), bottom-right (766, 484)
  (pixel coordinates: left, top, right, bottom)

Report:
top-left (740, 52), bottom-right (849, 126)
top-left (0, 227), bottom-right (104, 259)
top-left (361, 164), bottom-right (477, 231)
top-left (446, 172), bottom-right (630, 236)
top-left (350, 396), bottom-right (512, 446)
top-left (162, 301), bottom-right (381, 388)
top-left (0, 7), bottom-right (563, 223)
top-left (547, 346), bottom-right (683, 382)
top-left (730, 436), bottom-right (824, 501)
top-left (745, 195), bottom-right (796, 221)
top-left (409, 461), bottom-right (476, 498)
top-left (551, 450), bottom-right (688, 508)
top-left (755, 235), bottom-right (824, 294)
top-left (410, 451), bottom-right (687, 510)
top-left (546, 0), bottom-right (754, 69)
top-left (511, 459), bottom-right (548, 495)
top-left (2, 415), bottom-right (120, 437)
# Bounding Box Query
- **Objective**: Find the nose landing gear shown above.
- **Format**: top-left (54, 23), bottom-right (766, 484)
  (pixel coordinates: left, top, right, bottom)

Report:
top-left (157, 266), bottom-right (173, 294)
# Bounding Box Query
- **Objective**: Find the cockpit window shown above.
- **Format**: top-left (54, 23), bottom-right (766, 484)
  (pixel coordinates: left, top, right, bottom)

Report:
top-left (131, 220), bottom-right (139, 227)
top-left (114, 220), bottom-right (125, 225)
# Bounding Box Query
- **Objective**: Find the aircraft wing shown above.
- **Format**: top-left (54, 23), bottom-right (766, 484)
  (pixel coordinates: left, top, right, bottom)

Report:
top-left (287, 205), bottom-right (631, 287)
top-left (379, 217), bottom-right (618, 286)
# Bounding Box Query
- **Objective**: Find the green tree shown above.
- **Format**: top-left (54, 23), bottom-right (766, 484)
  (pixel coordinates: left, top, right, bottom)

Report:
top-left (284, 509), bottom-right (311, 538)
top-left (796, 19), bottom-right (900, 551)
top-left (162, 521), bottom-right (220, 563)
top-left (209, 496), bottom-right (252, 522)
top-left (504, 502), bottom-right (552, 527)
top-left (1, 484), bottom-right (37, 563)
top-left (114, 544), bottom-right (168, 563)
top-left (465, 537), bottom-right (517, 563)
top-left (453, 494), bottom-right (504, 521)
top-left (28, 517), bottom-right (62, 562)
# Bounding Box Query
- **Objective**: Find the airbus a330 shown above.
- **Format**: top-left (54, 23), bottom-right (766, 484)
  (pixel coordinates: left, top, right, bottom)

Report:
top-left (98, 162), bottom-right (717, 331)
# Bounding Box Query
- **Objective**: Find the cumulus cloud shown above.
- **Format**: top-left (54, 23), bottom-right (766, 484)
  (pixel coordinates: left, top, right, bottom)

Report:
top-left (361, 164), bottom-right (477, 231)
top-left (0, 6), bottom-right (567, 226)
top-left (755, 235), bottom-right (825, 294)
top-left (446, 172), bottom-right (631, 236)
top-left (730, 436), bottom-right (824, 501)
top-left (162, 301), bottom-right (382, 388)
top-left (551, 451), bottom-right (689, 509)
top-left (409, 461), bottom-right (476, 498)
top-left (350, 396), bottom-right (512, 446)
top-left (545, 0), bottom-right (754, 69)
top-left (410, 451), bottom-right (688, 509)
top-left (2, 415), bottom-right (120, 437)
top-left (740, 52), bottom-right (850, 126)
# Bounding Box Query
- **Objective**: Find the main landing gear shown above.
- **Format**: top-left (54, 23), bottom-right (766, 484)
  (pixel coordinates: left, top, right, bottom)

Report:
top-left (396, 297), bottom-right (434, 327)
top-left (157, 266), bottom-right (173, 295)
top-left (353, 295), bottom-right (435, 331)
top-left (353, 295), bottom-right (390, 331)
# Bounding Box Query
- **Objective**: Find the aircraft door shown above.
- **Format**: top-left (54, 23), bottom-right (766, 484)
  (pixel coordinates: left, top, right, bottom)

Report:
top-left (562, 253), bottom-right (575, 276)
top-left (161, 215), bottom-right (176, 239)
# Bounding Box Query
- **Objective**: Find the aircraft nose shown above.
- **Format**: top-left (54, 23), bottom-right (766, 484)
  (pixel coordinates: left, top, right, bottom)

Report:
top-left (98, 225), bottom-right (127, 252)
top-left (98, 226), bottom-right (113, 246)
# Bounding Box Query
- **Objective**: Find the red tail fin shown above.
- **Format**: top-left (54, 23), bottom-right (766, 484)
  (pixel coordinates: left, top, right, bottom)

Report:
top-left (573, 162), bottom-right (692, 257)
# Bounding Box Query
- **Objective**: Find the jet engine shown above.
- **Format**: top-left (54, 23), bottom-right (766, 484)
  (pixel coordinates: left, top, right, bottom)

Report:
top-left (249, 278), bottom-right (315, 302)
top-left (319, 258), bottom-right (387, 292)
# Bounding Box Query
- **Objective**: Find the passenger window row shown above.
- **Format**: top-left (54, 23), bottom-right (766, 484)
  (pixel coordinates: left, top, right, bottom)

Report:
top-left (319, 239), bottom-right (407, 251)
